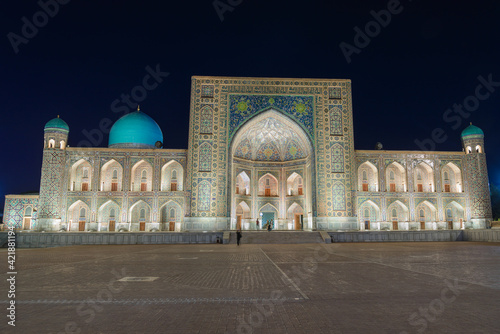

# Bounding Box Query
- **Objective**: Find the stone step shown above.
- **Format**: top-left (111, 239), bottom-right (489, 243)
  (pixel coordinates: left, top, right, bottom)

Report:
top-left (229, 231), bottom-right (324, 244)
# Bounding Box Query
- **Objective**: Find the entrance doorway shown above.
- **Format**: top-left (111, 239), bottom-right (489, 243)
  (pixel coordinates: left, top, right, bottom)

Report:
top-left (23, 218), bottom-right (31, 230)
top-left (364, 221), bottom-right (370, 230)
top-left (447, 221), bottom-right (453, 229)
top-left (294, 214), bottom-right (302, 230)
top-left (236, 215), bottom-right (242, 230)
top-left (392, 221), bottom-right (398, 230)
top-left (262, 212), bottom-right (275, 230)
top-left (79, 220), bottom-right (85, 231)
top-left (140, 222), bottom-right (146, 231)
top-left (169, 222), bottom-right (175, 231)
top-left (420, 221), bottom-right (425, 230)
top-left (109, 220), bottom-right (115, 232)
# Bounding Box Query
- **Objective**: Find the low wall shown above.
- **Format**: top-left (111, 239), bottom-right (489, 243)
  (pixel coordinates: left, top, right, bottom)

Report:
top-left (328, 230), bottom-right (464, 242)
top-left (3, 232), bottom-right (223, 248)
top-left (463, 229), bottom-right (500, 242)
top-left (1, 230), bottom-right (500, 248)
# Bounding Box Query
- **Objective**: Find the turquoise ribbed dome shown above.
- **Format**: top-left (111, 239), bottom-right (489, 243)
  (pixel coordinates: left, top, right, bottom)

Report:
top-left (461, 123), bottom-right (484, 138)
top-left (45, 116), bottom-right (69, 131)
top-left (108, 110), bottom-right (163, 149)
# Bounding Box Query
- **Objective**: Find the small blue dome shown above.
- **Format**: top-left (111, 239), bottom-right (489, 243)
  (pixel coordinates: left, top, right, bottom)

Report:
top-left (461, 123), bottom-right (484, 138)
top-left (108, 110), bottom-right (163, 149)
top-left (45, 116), bottom-right (69, 132)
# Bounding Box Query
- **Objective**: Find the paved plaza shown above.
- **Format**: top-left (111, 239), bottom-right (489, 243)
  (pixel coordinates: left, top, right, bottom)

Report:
top-left (1, 242), bottom-right (499, 333)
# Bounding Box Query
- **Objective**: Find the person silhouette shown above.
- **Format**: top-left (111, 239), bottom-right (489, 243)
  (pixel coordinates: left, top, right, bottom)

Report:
top-left (236, 229), bottom-right (242, 246)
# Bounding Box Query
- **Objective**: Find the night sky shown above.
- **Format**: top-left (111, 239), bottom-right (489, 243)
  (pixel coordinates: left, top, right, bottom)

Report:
top-left (1, 0), bottom-right (500, 210)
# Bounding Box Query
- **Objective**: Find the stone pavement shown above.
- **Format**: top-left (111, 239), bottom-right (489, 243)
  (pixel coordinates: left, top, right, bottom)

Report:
top-left (0, 242), bottom-right (499, 333)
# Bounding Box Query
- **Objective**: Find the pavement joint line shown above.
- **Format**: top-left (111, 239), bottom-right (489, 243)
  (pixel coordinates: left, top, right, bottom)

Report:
top-left (259, 247), bottom-right (310, 300)
top-left (0, 297), bottom-right (304, 305)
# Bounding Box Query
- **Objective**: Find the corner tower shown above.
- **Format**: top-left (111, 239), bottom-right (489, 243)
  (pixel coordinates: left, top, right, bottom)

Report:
top-left (37, 116), bottom-right (69, 231)
top-left (461, 123), bottom-right (492, 228)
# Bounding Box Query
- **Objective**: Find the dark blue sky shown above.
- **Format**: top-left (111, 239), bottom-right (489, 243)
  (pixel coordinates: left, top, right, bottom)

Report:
top-left (1, 0), bottom-right (500, 208)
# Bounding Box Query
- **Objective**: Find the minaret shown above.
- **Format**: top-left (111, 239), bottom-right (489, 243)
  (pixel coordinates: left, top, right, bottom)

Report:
top-left (37, 116), bottom-right (69, 231)
top-left (461, 123), bottom-right (492, 228)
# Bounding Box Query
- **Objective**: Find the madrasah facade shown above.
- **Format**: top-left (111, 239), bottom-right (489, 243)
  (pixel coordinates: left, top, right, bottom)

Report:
top-left (3, 77), bottom-right (493, 232)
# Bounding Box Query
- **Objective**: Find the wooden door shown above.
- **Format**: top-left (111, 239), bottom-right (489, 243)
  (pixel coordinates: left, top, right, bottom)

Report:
top-left (109, 220), bottom-right (115, 232)
top-left (236, 215), bottom-right (242, 230)
top-left (140, 222), bottom-right (146, 231)
top-left (420, 222), bottom-right (425, 230)
top-left (169, 222), bottom-right (175, 231)
top-left (111, 183), bottom-right (118, 191)
top-left (235, 186), bottom-right (239, 194)
top-left (23, 218), bottom-right (31, 230)
top-left (417, 184), bottom-right (423, 192)
top-left (364, 221), bottom-right (370, 230)
top-left (392, 221), bottom-right (398, 230)
top-left (82, 183), bottom-right (89, 191)
top-left (362, 183), bottom-right (368, 191)
top-left (294, 214), bottom-right (301, 230)
top-left (265, 188), bottom-right (271, 197)
top-left (448, 221), bottom-right (453, 230)
top-left (444, 184), bottom-right (450, 192)
top-left (298, 187), bottom-right (303, 195)
top-left (390, 183), bottom-right (396, 192)
top-left (79, 221), bottom-right (85, 231)
top-left (460, 219), bottom-right (463, 229)
top-left (140, 183), bottom-right (147, 191)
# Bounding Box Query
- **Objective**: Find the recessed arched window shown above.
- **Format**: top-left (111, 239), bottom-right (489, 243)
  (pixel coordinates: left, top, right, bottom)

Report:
top-left (141, 170), bottom-right (147, 179)
top-left (25, 206), bottom-right (32, 217)
top-left (467, 146), bottom-right (472, 154)
top-left (392, 209), bottom-right (397, 218)
top-left (112, 169), bottom-right (118, 179)
top-left (419, 209), bottom-right (425, 219)
top-left (110, 208), bottom-right (115, 218)
top-left (417, 170), bottom-right (422, 181)
top-left (170, 208), bottom-right (175, 219)
top-left (364, 209), bottom-right (369, 218)
top-left (83, 168), bottom-right (89, 178)
top-left (362, 171), bottom-right (367, 181)
top-left (140, 209), bottom-right (145, 220)
top-left (80, 207), bottom-right (86, 218)
top-left (390, 171), bottom-right (395, 180)
top-left (476, 145), bottom-right (482, 153)
top-left (444, 171), bottom-right (449, 181)
top-left (171, 169), bottom-right (177, 180)
top-left (48, 139), bottom-right (55, 148)
top-left (446, 209), bottom-right (452, 219)
top-left (60, 140), bottom-right (66, 149)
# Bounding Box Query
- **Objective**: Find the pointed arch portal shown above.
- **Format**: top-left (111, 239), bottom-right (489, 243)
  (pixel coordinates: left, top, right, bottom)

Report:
top-left (228, 109), bottom-right (315, 230)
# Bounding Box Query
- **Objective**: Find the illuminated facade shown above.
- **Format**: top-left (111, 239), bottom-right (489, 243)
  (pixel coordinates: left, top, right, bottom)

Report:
top-left (3, 77), bottom-right (493, 232)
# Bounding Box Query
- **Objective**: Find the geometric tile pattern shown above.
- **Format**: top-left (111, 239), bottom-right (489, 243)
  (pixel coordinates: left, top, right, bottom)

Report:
top-left (329, 106), bottom-right (343, 136)
top-left (200, 105), bottom-right (213, 134)
top-left (331, 143), bottom-right (344, 173)
top-left (199, 143), bottom-right (212, 172)
top-left (197, 180), bottom-right (211, 211)
top-left (329, 87), bottom-right (342, 99)
top-left (3, 197), bottom-right (38, 228)
top-left (228, 95), bottom-right (314, 144)
top-left (201, 85), bottom-right (214, 98)
top-left (332, 182), bottom-right (346, 211)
